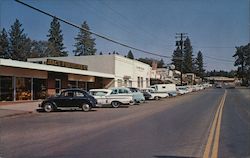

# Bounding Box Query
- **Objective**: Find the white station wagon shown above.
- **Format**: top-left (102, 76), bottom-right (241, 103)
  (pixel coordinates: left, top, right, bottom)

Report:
top-left (89, 89), bottom-right (134, 108)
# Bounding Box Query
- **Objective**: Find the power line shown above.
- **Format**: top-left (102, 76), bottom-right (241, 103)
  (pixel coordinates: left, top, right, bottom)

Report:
top-left (204, 55), bottom-right (234, 63)
top-left (100, 1), bottom-right (174, 47)
top-left (15, 0), bottom-right (181, 60)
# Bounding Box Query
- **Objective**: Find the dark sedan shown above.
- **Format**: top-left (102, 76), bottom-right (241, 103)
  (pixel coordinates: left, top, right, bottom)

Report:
top-left (39, 89), bottom-right (97, 112)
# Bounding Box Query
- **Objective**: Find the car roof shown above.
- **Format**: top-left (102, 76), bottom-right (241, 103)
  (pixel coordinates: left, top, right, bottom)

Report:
top-left (89, 89), bottom-right (112, 92)
top-left (61, 88), bottom-right (86, 92)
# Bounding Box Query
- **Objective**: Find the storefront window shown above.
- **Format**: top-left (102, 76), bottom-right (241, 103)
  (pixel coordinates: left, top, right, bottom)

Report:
top-left (78, 81), bottom-right (87, 90)
top-left (141, 77), bottom-right (143, 88)
top-left (68, 81), bottom-right (78, 88)
top-left (124, 80), bottom-right (128, 87)
top-left (16, 77), bottom-right (31, 100)
top-left (117, 79), bottom-right (122, 87)
top-left (0, 76), bottom-right (13, 101)
top-left (33, 78), bottom-right (47, 100)
top-left (55, 79), bottom-right (61, 94)
top-left (129, 80), bottom-right (132, 87)
top-left (137, 77), bottom-right (140, 88)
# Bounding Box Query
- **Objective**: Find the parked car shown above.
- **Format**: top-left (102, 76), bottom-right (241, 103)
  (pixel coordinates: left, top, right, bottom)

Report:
top-left (141, 88), bottom-right (169, 100)
top-left (89, 89), bottom-right (134, 108)
top-left (215, 83), bottom-right (223, 88)
top-left (142, 91), bottom-right (152, 100)
top-left (39, 89), bottom-right (97, 112)
top-left (127, 87), bottom-right (145, 103)
top-left (176, 86), bottom-right (189, 95)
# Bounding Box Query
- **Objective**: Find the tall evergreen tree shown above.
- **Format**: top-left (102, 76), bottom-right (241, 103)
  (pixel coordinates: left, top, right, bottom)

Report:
top-left (158, 58), bottom-right (165, 68)
top-left (127, 50), bottom-right (134, 59)
top-left (183, 37), bottom-right (194, 73)
top-left (233, 43), bottom-right (250, 85)
top-left (195, 51), bottom-right (205, 78)
top-left (172, 46), bottom-right (182, 71)
top-left (9, 19), bottom-right (32, 61)
top-left (0, 28), bottom-right (10, 58)
top-left (47, 17), bottom-right (67, 57)
top-left (74, 21), bottom-right (96, 56)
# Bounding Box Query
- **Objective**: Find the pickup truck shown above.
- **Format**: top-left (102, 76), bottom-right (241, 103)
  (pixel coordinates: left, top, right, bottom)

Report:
top-left (89, 89), bottom-right (134, 108)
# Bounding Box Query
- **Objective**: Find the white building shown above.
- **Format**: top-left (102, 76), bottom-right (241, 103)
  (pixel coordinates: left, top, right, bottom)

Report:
top-left (150, 68), bottom-right (178, 84)
top-left (28, 54), bottom-right (152, 89)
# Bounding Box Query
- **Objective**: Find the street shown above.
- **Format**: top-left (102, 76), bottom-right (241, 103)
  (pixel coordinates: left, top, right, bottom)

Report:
top-left (1, 88), bottom-right (249, 158)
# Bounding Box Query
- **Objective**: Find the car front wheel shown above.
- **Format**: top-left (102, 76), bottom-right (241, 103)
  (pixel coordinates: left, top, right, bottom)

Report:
top-left (43, 103), bottom-right (54, 112)
top-left (154, 96), bottom-right (160, 100)
top-left (82, 103), bottom-right (91, 112)
top-left (111, 101), bottom-right (121, 108)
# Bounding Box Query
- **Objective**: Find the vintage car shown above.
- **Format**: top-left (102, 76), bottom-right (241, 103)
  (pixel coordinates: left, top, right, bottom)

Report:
top-left (176, 86), bottom-right (189, 95)
top-left (39, 89), bottom-right (97, 112)
top-left (89, 88), bottom-right (134, 108)
top-left (127, 87), bottom-right (145, 103)
top-left (141, 88), bottom-right (169, 100)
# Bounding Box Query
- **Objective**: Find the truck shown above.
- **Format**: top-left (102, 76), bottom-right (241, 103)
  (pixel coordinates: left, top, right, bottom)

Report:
top-left (141, 88), bottom-right (169, 100)
top-left (150, 84), bottom-right (177, 96)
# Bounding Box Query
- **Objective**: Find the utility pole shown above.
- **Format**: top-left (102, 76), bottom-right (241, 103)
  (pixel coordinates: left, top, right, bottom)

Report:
top-left (175, 33), bottom-right (187, 86)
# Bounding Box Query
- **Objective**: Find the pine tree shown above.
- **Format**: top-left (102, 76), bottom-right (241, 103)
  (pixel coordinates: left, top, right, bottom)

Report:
top-left (183, 37), bottom-right (193, 73)
top-left (9, 19), bottom-right (32, 61)
top-left (172, 46), bottom-right (182, 71)
top-left (74, 21), bottom-right (96, 56)
top-left (127, 50), bottom-right (134, 59)
top-left (233, 44), bottom-right (250, 85)
top-left (0, 28), bottom-right (9, 58)
top-left (195, 51), bottom-right (205, 78)
top-left (158, 58), bottom-right (165, 68)
top-left (47, 17), bottom-right (67, 57)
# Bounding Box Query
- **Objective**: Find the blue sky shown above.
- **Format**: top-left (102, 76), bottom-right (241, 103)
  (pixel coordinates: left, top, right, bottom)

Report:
top-left (0, 0), bottom-right (249, 71)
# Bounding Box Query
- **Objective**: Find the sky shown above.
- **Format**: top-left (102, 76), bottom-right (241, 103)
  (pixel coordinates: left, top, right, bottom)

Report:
top-left (0, 0), bottom-right (249, 71)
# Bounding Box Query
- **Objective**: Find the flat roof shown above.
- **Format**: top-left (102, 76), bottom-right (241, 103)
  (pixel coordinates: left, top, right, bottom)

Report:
top-left (0, 58), bottom-right (114, 78)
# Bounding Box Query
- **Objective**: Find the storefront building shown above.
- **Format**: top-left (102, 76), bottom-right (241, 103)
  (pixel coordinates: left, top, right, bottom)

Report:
top-left (28, 54), bottom-right (152, 89)
top-left (0, 58), bottom-right (114, 102)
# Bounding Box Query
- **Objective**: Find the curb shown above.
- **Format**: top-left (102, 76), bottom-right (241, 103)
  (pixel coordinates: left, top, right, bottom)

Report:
top-left (0, 111), bottom-right (33, 118)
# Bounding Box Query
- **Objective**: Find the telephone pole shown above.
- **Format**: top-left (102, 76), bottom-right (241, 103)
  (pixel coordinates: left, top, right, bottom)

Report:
top-left (175, 33), bottom-right (187, 86)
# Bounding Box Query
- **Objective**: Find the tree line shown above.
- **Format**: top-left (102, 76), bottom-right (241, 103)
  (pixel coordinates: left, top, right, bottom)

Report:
top-left (171, 37), bottom-right (205, 79)
top-left (0, 18), bottom-right (97, 61)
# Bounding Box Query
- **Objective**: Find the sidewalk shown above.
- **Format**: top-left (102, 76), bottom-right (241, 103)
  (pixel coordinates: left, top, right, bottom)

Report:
top-left (0, 101), bottom-right (42, 118)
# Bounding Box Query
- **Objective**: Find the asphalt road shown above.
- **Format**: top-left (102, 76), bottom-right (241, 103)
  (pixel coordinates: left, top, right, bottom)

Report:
top-left (0, 88), bottom-right (249, 158)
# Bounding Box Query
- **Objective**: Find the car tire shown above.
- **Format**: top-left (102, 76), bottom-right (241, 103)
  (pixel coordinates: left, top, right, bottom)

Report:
top-left (139, 100), bottom-right (145, 104)
top-left (129, 101), bottom-right (135, 106)
top-left (82, 103), bottom-right (91, 112)
top-left (43, 102), bottom-right (54, 112)
top-left (154, 96), bottom-right (160, 100)
top-left (111, 101), bottom-right (121, 108)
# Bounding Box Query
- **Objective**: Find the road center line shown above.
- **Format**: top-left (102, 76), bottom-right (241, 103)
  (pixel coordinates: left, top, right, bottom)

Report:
top-left (203, 90), bottom-right (227, 158)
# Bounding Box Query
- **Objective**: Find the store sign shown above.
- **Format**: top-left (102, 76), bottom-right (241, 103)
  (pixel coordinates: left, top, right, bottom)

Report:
top-left (46, 59), bottom-right (88, 70)
top-left (136, 66), bottom-right (145, 71)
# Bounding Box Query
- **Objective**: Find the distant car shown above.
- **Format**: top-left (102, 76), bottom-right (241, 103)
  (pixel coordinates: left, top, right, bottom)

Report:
top-left (39, 89), bottom-right (97, 112)
top-left (176, 86), bottom-right (189, 95)
top-left (215, 83), bottom-right (223, 88)
top-left (141, 88), bottom-right (169, 100)
top-left (89, 89), bottom-right (134, 108)
top-left (127, 87), bottom-right (145, 103)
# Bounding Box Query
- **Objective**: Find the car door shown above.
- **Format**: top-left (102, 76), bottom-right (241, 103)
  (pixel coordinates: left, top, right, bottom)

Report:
top-left (54, 90), bottom-right (73, 107)
top-left (74, 91), bottom-right (87, 107)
